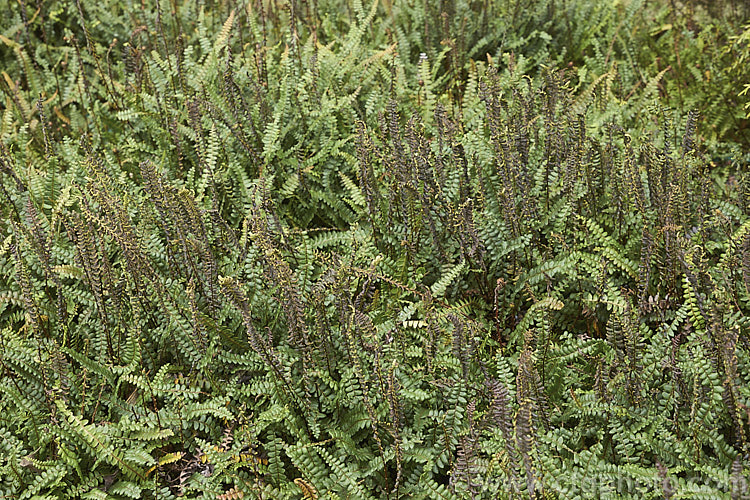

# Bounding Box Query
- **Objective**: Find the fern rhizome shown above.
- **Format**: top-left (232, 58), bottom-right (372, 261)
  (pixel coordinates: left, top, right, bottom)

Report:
top-left (1, 0), bottom-right (749, 498)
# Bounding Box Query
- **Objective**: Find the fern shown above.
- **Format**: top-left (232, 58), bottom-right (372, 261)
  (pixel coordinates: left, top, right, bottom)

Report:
top-left (1, 0), bottom-right (749, 498)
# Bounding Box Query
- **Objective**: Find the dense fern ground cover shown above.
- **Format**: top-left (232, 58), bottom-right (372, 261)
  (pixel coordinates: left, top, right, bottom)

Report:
top-left (1, 0), bottom-right (750, 497)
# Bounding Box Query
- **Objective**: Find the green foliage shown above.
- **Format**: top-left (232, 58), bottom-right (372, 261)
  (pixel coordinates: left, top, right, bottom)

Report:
top-left (1, 0), bottom-right (749, 498)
